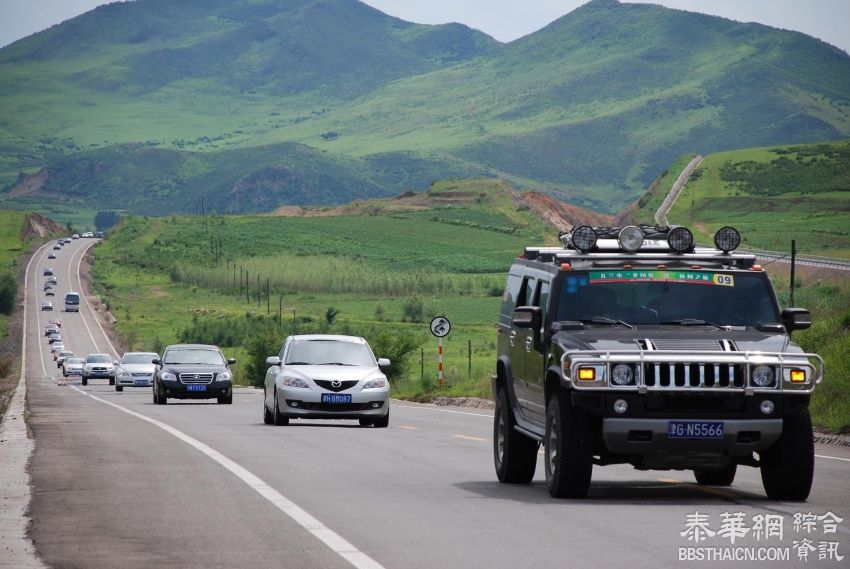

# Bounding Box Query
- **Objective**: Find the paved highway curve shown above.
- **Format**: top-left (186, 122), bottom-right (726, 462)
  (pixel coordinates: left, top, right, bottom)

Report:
top-left (17, 239), bottom-right (850, 568)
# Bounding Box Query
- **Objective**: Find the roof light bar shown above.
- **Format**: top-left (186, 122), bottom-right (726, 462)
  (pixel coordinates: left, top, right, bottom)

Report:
top-left (618, 226), bottom-right (644, 253)
top-left (714, 226), bottom-right (741, 253)
top-left (667, 226), bottom-right (694, 253)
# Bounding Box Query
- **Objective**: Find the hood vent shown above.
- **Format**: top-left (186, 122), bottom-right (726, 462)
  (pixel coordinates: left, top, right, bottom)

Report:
top-left (640, 339), bottom-right (737, 352)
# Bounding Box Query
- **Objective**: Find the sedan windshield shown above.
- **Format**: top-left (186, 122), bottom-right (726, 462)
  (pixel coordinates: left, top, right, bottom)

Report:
top-left (555, 270), bottom-right (780, 327)
top-left (122, 353), bottom-right (158, 364)
top-left (164, 349), bottom-right (225, 365)
top-left (285, 340), bottom-right (375, 367)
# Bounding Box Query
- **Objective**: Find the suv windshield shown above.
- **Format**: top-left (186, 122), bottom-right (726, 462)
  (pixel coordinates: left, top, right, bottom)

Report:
top-left (164, 349), bottom-right (225, 365)
top-left (122, 353), bottom-right (157, 364)
top-left (555, 270), bottom-right (779, 327)
top-left (285, 340), bottom-right (375, 366)
top-left (86, 355), bottom-right (112, 363)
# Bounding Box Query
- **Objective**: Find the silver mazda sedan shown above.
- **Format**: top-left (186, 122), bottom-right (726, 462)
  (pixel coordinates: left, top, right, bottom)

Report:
top-left (263, 335), bottom-right (390, 427)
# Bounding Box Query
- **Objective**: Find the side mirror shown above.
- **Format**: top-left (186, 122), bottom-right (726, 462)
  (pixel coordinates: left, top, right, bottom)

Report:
top-left (266, 356), bottom-right (281, 366)
top-left (377, 358), bottom-right (391, 368)
top-left (782, 308), bottom-right (811, 332)
top-left (151, 358), bottom-right (161, 365)
top-left (113, 360), bottom-right (119, 366)
top-left (512, 306), bottom-right (542, 329)
top-left (227, 358), bottom-right (237, 365)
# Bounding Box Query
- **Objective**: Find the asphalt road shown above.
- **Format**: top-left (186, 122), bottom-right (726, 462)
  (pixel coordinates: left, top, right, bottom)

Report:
top-left (21, 239), bottom-right (850, 568)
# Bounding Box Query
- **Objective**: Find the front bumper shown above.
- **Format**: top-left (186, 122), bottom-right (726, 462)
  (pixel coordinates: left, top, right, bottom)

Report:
top-left (277, 386), bottom-right (389, 419)
top-left (602, 417), bottom-right (783, 469)
top-left (117, 374), bottom-right (153, 387)
top-left (161, 379), bottom-right (231, 399)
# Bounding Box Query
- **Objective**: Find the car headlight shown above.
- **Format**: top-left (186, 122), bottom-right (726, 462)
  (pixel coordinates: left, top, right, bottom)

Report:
top-left (611, 364), bottom-right (635, 386)
top-left (217, 371), bottom-right (232, 382)
top-left (118, 370), bottom-right (131, 378)
top-left (751, 365), bottom-right (775, 387)
top-left (363, 378), bottom-right (387, 389)
top-left (282, 376), bottom-right (309, 389)
top-left (161, 371), bottom-right (177, 381)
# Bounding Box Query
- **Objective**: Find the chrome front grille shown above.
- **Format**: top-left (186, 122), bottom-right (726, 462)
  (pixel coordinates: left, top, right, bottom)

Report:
top-left (643, 362), bottom-right (745, 389)
top-left (314, 380), bottom-right (359, 392)
top-left (179, 373), bottom-right (214, 385)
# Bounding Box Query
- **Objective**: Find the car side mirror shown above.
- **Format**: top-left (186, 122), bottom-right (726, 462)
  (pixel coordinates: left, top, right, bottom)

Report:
top-left (266, 356), bottom-right (281, 366)
top-left (782, 308), bottom-right (811, 332)
top-left (227, 358), bottom-right (237, 365)
top-left (113, 360), bottom-right (119, 365)
top-left (512, 306), bottom-right (542, 329)
top-left (152, 358), bottom-right (161, 365)
top-left (377, 358), bottom-right (391, 368)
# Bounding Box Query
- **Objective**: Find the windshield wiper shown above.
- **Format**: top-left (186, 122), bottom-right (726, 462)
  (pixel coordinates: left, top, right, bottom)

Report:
top-left (580, 316), bottom-right (635, 329)
top-left (285, 361), bottom-right (312, 365)
top-left (661, 319), bottom-right (726, 330)
top-left (319, 362), bottom-right (355, 366)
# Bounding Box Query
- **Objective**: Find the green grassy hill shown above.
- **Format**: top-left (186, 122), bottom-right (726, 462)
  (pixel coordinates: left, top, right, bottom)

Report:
top-left (626, 139), bottom-right (850, 258)
top-left (1, 0), bottom-right (849, 214)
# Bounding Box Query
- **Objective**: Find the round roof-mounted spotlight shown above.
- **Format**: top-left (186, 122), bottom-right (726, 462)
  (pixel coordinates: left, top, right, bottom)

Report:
top-left (571, 225), bottom-right (597, 253)
top-left (618, 226), bottom-right (644, 253)
top-left (668, 226), bottom-right (694, 253)
top-left (714, 226), bottom-right (741, 253)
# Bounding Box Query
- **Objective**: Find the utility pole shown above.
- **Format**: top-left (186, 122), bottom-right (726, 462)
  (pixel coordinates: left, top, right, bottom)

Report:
top-left (257, 273), bottom-right (261, 308)
top-left (266, 277), bottom-right (270, 315)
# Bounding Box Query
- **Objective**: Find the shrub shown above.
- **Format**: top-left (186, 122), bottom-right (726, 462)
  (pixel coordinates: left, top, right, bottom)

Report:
top-left (0, 272), bottom-right (16, 315)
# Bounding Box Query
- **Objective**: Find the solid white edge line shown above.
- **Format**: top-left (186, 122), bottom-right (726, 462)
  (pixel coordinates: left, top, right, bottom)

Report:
top-left (395, 404), bottom-right (492, 418)
top-left (69, 385), bottom-right (385, 569)
top-left (816, 454), bottom-right (850, 463)
top-left (67, 242), bottom-right (385, 569)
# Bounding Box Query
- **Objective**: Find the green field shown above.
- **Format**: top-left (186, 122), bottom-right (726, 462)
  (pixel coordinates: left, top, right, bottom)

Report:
top-left (91, 180), bottom-right (552, 398)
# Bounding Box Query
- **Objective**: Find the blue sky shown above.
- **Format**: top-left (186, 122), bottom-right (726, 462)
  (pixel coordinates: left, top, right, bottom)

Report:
top-left (1, 0), bottom-right (848, 53)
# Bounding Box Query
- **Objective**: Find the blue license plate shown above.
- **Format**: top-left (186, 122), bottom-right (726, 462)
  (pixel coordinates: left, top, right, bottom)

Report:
top-left (321, 393), bottom-right (352, 404)
top-left (187, 384), bottom-right (207, 392)
top-left (668, 421), bottom-right (724, 439)
top-left (134, 380), bottom-right (149, 386)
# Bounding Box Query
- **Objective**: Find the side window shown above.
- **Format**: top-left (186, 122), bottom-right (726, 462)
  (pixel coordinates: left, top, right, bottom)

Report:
top-left (517, 277), bottom-right (535, 307)
top-left (538, 280), bottom-right (550, 312)
top-left (501, 274), bottom-right (523, 313)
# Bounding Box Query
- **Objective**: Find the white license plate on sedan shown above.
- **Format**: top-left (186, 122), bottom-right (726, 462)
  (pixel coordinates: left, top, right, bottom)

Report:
top-left (668, 421), bottom-right (724, 439)
top-left (187, 384), bottom-right (207, 392)
top-left (321, 393), bottom-right (352, 404)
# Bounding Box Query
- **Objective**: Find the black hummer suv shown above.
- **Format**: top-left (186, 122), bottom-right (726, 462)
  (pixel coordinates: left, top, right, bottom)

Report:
top-left (153, 344), bottom-right (236, 405)
top-left (493, 225), bottom-right (822, 501)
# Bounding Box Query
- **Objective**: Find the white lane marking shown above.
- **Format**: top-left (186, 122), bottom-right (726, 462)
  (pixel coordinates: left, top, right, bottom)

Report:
top-left (69, 385), bottom-right (385, 569)
top-left (32, 243), bottom-right (53, 378)
top-left (67, 244), bottom-right (384, 569)
top-left (70, 241), bottom-right (113, 356)
top-left (395, 404), bottom-right (492, 418)
top-left (816, 454), bottom-right (850, 463)
top-left (452, 434), bottom-right (487, 442)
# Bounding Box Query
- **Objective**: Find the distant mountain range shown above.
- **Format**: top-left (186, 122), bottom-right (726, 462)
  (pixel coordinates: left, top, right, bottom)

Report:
top-left (1, 0), bottom-right (848, 215)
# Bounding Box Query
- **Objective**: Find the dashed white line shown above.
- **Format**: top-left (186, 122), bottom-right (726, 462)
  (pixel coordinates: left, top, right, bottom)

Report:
top-left (816, 454), bottom-right (850, 463)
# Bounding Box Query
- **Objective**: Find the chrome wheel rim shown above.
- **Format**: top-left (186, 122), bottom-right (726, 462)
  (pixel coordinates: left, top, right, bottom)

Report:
top-left (547, 412), bottom-right (558, 477)
top-left (496, 410), bottom-right (506, 465)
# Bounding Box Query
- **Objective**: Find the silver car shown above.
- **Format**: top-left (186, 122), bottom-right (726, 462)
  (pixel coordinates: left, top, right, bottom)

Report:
top-left (263, 334), bottom-right (390, 427)
top-left (82, 353), bottom-right (117, 386)
top-left (114, 351), bottom-right (159, 392)
top-left (63, 357), bottom-right (84, 376)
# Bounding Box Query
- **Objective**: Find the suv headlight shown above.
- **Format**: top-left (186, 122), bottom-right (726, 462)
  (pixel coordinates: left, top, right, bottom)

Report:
top-left (751, 365), bottom-right (775, 387)
top-left (161, 371), bottom-right (177, 381)
top-left (611, 364), bottom-right (635, 386)
top-left (282, 376), bottom-right (309, 389)
top-left (363, 378), bottom-right (387, 389)
top-left (217, 371), bottom-right (232, 382)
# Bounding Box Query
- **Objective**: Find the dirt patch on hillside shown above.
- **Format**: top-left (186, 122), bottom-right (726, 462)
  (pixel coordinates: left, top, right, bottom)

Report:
top-left (151, 286), bottom-right (169, 298)
top-left (20, 213), bottom-right (64, 242)
top-left (512, 191), bottom-right (613, 232)
top-left (8, 169), bottom-right (48, 197)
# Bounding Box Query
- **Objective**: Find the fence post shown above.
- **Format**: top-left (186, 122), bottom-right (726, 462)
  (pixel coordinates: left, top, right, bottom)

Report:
top-left (468, 339), bottom-right (472, 383)
top-left (420, 348), bottom-right (424, 384)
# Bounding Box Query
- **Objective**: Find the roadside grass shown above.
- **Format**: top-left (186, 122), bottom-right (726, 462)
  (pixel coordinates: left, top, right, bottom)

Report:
top-left (0, 210), bottom-right (26, 269)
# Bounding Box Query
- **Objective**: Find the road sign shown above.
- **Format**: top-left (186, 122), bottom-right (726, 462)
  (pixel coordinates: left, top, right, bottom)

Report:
top-left (430, 316), bottom-right (451, 338)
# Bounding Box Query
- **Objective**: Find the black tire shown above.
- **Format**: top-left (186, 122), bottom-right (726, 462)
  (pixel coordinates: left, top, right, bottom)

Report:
top-left (273, 394), bottom-right (289, 426)
top-left (109, 377), bottom-right (115, 386)
top-left (760, 408), bottom-right (814, 501)
top-left (153, 381), bottom-right (167, 405)
top-left (544, 391), bottom-right (593, 498)
top-left (115, 385), bottom-right (123, 392)
top-left (217, 393), bottom-right (233, 404)
top-left (263, 391), bottom-right (274, 425)
top-left (694, 463), bottom-right (737, 486)
top-left (373, 410), bottom-right (389, 429)
top-left (493, 387), bottom-right (538, 484)
top-left (359, 418), bottom-right (374, 427)
top-left (81, 376), bottom-right (88, 386)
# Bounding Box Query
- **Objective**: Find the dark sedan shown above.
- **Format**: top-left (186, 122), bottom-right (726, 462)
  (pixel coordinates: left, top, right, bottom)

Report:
top-left (153, 344), bottom-right (235, 405)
